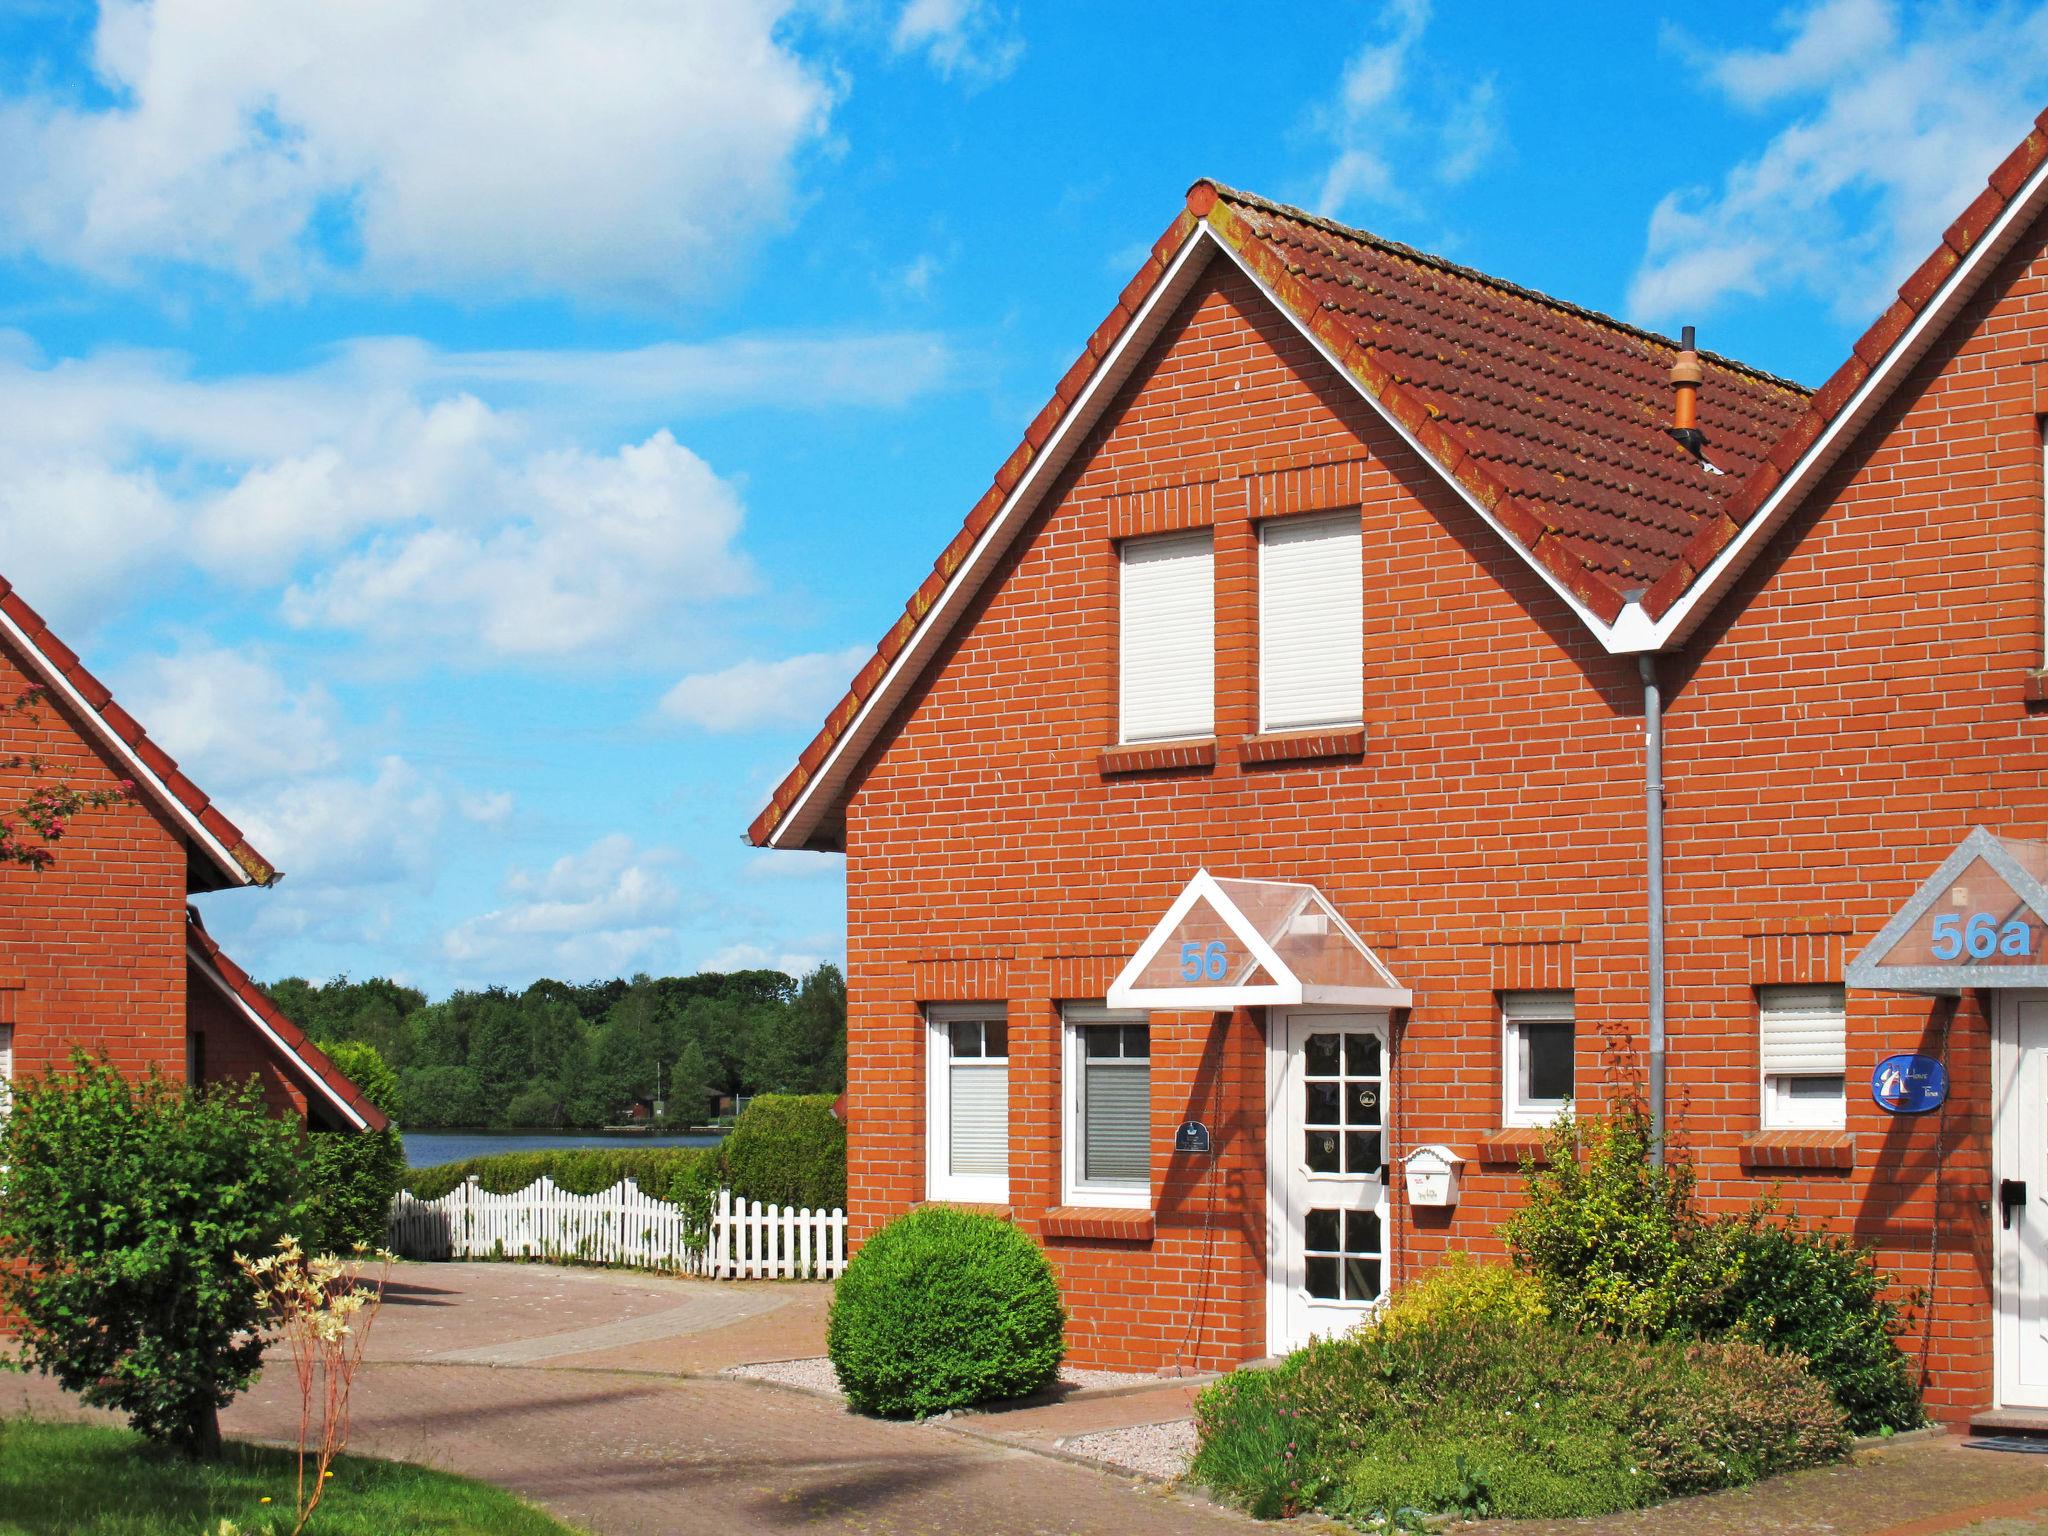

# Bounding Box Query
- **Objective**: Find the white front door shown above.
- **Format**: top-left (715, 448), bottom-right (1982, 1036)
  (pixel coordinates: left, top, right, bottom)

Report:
top-left (1270, 1010), bottom-right (1388, 1354)
top-left (1998, 993), bottom-right (2048, 1407)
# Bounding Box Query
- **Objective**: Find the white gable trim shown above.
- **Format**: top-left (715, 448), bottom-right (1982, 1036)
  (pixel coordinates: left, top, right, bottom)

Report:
top-left (188, 945), bottom-right (372, 1129)
top-left (0, 603), bottom-right (252, 887)
top-left (1629, 153), bottom-right (2048, 654)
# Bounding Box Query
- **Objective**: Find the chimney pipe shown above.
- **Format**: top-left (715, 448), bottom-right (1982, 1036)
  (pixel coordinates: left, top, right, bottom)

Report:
top-left (1668, 324), bottom-right (1705, 456)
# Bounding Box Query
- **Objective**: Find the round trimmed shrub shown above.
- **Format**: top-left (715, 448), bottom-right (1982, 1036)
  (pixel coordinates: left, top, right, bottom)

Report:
top-left (827, 1207), bottom-right (1065, 1417)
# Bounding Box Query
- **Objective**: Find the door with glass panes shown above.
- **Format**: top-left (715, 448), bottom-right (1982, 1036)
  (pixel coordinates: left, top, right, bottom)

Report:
top-left (1273, 1011), bottom-right (1387, 1353)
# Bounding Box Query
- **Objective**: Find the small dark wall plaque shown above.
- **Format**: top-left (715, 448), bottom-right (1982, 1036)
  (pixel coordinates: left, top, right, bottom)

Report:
top-left (1175, 1120), bottom-right (1211, 1155)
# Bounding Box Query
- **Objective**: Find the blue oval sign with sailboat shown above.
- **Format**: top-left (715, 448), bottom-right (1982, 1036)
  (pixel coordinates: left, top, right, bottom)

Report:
top-left (1872, 1054), bottom-right (1946, 1115)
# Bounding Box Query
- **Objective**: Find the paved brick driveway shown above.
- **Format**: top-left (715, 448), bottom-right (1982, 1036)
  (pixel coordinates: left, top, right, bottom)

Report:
top-left (14, 1262), bottom-right (2048, 1535)
top-left (6, 1262), bottom-right (1254, 1536)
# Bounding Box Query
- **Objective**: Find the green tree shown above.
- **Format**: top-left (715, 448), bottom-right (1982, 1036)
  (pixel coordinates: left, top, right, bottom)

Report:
top-left (669, 1040), bottom-right (711, 1125)
top-left (790, 964), bottom-right (847, 1092)
top-left (0, 1056), bottom-right (302, 1457)
top-left (398, 1064), bottom-right (486, 1127)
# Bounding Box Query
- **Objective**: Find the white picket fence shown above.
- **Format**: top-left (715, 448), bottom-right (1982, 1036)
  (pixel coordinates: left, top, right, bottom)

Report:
top-left (387, 1176), bottom-right (847, 1279)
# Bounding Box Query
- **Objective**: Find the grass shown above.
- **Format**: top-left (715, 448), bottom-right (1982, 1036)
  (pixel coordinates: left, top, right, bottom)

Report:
top-left (0, 1418), bottom-right (584, 1535)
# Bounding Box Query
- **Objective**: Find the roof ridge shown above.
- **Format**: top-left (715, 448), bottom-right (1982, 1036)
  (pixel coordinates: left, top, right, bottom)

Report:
top-left (1200, 180), bottom-right (1813, 397)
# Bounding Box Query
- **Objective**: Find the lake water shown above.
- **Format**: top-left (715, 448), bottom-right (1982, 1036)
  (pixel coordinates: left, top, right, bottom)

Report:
top-left (404, 1129), bottom-right (725, 1167)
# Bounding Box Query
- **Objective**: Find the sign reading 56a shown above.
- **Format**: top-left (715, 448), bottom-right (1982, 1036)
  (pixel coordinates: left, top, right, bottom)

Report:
top-left (1929, 910), bottom-right (2034, 960)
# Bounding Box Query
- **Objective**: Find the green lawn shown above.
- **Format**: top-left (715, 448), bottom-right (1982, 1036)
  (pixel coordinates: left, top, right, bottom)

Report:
top-left (0, 1418), bottom-right (584, 1535)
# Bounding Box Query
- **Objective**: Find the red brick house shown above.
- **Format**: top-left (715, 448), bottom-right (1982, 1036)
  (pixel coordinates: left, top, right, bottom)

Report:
top-left (0, 575), bottom-right (385, 1133)
top-left (749, 113), bottom-right (2048, 1425)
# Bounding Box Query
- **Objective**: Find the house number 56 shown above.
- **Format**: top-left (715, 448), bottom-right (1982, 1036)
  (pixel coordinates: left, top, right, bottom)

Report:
top-left (1180, 940), bottom-right (1228, 981)
top-left (1929, 911), bottom-right (2032, 960)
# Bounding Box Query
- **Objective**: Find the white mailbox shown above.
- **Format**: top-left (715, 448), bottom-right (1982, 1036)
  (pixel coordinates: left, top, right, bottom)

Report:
top-left (1403, 1144), bottom-right (1463, 1208)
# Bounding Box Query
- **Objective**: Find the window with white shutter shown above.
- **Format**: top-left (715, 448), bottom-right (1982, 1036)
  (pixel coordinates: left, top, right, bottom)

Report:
top-left (926, 1005), bottom-right (1009, 1200)
top-left (0, 1022), bottom-right (11, 1120)
top-left (1119, 532), bottom-right (1214, 743)
top-left (1759, 985), bottom-right (1846, 1129)
top-left (1063, 1004), bottom-right (1150, 1206)
top-left (1259, 512), bottom-right (1363, 733)
top-left (1501, 991), bottom-right (1575, 1127)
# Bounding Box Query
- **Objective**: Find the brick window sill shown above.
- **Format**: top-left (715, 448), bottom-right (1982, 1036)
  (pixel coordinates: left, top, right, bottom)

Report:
top-left (1739, 1131), bottom-right (1855, 1171)
top-left (1238, 727), bottom-right (1367, 767)
top-left (918, 1200), bottom-right (1015, 1220)
top-left (1043, 1206), bottom-right (1154, 1242)
top-left (1098, 739), bottom-right (1217, 776)
top-left (2025, 668), bottom-right (2048, 705)
top-left (1475, 1129), bottom-right (1551, 1167)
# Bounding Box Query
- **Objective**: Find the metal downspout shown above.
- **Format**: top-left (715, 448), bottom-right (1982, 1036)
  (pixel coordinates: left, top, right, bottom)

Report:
top-left (1640, 653), bottom-right (1668, 1164)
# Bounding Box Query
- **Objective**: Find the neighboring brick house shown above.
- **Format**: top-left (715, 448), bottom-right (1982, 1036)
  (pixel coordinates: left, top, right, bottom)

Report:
top-left (0, 574), bottom-right (384, 1133)
top-left (749, 113), bottom-right (2048, 1426)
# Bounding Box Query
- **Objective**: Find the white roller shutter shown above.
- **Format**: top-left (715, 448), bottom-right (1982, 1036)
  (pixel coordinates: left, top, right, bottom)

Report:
top-left (1119, 533), bottom-right (1214, 742)
top-left (1260, 513), bottom-right (1363, 732)
top-left (948, 1064), bottom-right (1009, 1178)
top-left (1083, 1062), bottom-right (1149, 1184)
top-left (1759, 986), bottom-right (1846, 1075)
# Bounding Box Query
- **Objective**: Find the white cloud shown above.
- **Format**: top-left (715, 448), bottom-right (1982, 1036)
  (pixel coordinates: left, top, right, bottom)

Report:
top-left (442, 832), bottom-right (680, 976)
top-left (457, 789), bottom-right (515, 827)
top-left (0, 0), bottom-right (836, 303)
top-left (1313, 0), bottom-right (1502, 215)
top-left (238, 755), bottom-right (445, 889)
top-left (1629, 1), bottom-right (2048, 325)
top-left (283, 430), bottom-right (754, 658)
top-left (699, 940), bottom-right (829, 976)
top-left (891, 0), bottom-right (1023, 84)
top-left (0, 330), bottom-right (947, 648)
top-left (659, 645), bottom-right (870, 733)
top-left (119, 642), bottom-right (340, 793)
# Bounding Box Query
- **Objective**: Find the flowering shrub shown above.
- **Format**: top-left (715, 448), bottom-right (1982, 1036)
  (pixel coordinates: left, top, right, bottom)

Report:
top-left (238, 1238), bottom-right (393, 1535)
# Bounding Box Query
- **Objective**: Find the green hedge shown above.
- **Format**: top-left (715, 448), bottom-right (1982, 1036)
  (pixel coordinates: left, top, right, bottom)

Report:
top-left (403, 1146), bottom-right (712, 1202)
top-left (827, 1207), bottom-right (1066, 1417)
top-left (301, 1042), bottom-right (406, 1255)
top-left (718, 1094), bottom-right (846, 1210)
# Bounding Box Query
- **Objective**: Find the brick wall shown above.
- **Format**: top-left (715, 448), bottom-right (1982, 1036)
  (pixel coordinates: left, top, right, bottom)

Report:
top-left (1665, 205), bottom-right (2048, 1421)
top-left (0, 636), bottom-right (191, 1090)
top-left (188, 966), bottom-right (310, 1120)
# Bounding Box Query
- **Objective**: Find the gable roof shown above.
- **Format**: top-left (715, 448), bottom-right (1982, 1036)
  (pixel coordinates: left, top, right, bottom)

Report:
top-left (748, 115), bottom-right (2048, 851)
top-left (1637, 108), bottom-right (2048, 644)
top-left (186, 907), bottom-right (387, 1132)
top-left (0, 572), bottom-right (276, 890)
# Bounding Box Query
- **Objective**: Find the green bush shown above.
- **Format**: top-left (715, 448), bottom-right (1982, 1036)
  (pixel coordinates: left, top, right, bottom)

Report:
top-left (718, 1094), bottom-right (846, 1210)
top-left (299, 1041), bottom-right (407, 1255)
top-left (403, 1145), bottom-right (711, 1202)
top-left (0, 1055), bottom-right (303, 1457)
top-left (1502, 1096), bottom-right (1737, 1336)
top-left (1707, 1218), bottom-right (1922, 1434)
top-left (1191, 1308), bottom-right (1849, 1522)
top-left (827, 1207), bottom-right (1065, 1417)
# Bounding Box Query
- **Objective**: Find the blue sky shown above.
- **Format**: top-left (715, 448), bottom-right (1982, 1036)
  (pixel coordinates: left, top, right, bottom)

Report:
top-left (0, 0), bottom-right (2043, 995)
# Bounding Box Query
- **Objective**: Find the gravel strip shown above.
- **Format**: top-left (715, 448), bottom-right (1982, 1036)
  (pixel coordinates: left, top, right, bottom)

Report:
top-left (724, 1355), bottom-right (1161, 1399)
top-left (1060, 1419), bottom-right (1198, 1481)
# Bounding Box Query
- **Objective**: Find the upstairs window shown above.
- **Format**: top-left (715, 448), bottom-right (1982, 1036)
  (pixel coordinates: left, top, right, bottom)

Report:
top-left (1063, 1005), bottom-right (1151, 1207)
top-left (926, 1005), bottom-right (1009, 1202)
top-left (1259, 512), bottom-right (1363, 733)
top-left (1502, 990), bottom-right (1575, 1127)
top-left (1759, 986), bottom-right (1846, 1130)
top-left (1119, 532), bottom-right (1214, 743)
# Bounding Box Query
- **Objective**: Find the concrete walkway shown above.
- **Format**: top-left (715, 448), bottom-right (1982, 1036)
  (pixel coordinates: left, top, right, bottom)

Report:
top-left (12, 1261), bottom-right (2048, 1534)
top-left (5, 1261), bottom-right (1258, 1536)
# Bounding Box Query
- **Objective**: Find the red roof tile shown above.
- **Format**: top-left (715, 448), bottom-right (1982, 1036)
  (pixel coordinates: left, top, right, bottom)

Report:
top-left (186, 907), bottom-right (388, 1132)
top-left (0, 569), bottom-right (276, 888)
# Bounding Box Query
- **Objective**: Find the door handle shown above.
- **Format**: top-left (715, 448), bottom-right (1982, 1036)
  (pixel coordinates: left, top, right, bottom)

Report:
top-left (2003, 1179), bottom-right (2029, 1230)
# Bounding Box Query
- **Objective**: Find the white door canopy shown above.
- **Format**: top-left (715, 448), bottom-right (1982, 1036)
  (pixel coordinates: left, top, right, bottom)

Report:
top-left (1107, 870), bottom-right (1412, 1011)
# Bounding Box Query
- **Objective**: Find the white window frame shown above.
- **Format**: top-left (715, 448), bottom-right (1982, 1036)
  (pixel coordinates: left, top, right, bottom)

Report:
top-left (925, 1003), bottom-right (1010, 1203)
top-left (1759, 985), bottom-right (1847, 1131)
top-left (1061, 1003), bottom-right (1151, 1208)
top-left (1118, 530), bottom-right (1215, 744)
top-left (1258, 510), bottom-right (1364, 733)
top-left (0, 1021), bottom-right (11, 1119)
top-left (1501, 990), bottom-right (1575, 1128)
